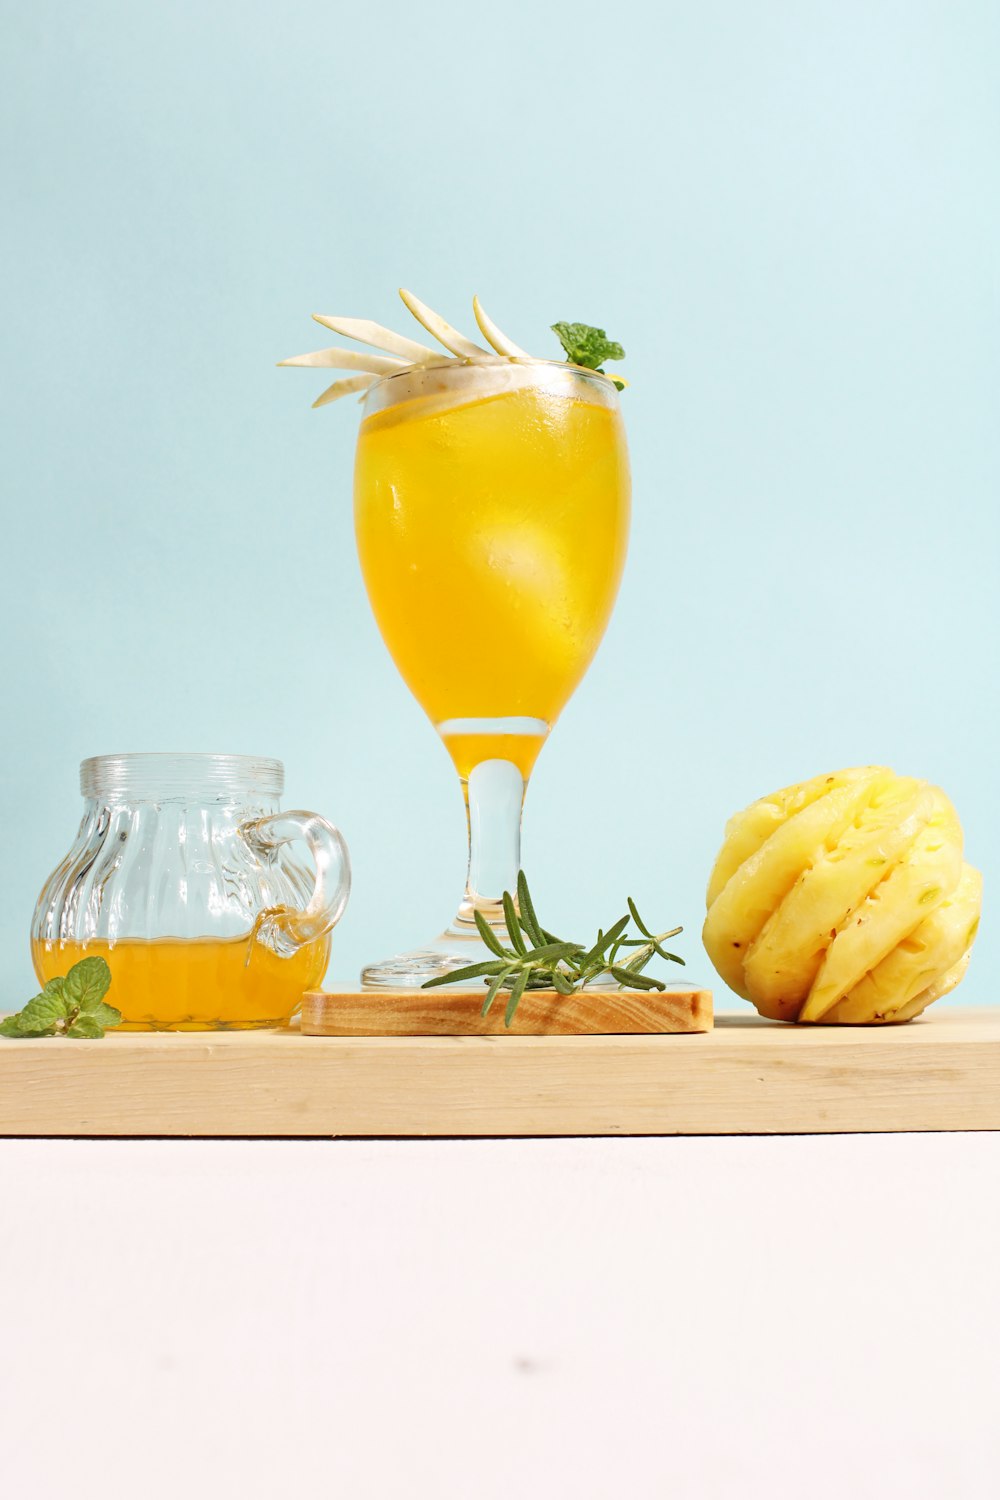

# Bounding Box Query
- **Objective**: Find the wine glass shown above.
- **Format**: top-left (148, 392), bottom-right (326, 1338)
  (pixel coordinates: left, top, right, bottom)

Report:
top-left (353, 356), bottom-right (630, 985)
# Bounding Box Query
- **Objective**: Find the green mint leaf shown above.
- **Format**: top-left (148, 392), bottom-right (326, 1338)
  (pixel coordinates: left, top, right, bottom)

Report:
top-left (83, 999), bottom-right (123, 1029)
top-left (16, 991), bottom-right (72, 1033)
top-left (67, 1015), bottom-right (106, 1039)
top-left (1, 958), bottom-right (121, 1039)
top-left (551, 321), bottom-right (625, 372)
top-left (0, 990), bottom-right (68, 1037)
top-left (62, 956), bottom-right (112, 1011)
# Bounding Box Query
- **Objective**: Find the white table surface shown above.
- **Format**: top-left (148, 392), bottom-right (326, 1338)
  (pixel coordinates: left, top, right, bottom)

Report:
top-left (1, 1135), bottom-right (998, 1499)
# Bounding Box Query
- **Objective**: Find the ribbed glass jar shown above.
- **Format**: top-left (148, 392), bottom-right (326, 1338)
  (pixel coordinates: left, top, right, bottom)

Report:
top-left (31, 754), bottom-right (350, 1030)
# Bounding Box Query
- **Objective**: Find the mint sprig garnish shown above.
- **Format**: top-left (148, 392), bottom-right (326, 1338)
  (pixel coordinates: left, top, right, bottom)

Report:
top-left (0, 957), bottom-right (121, 1039)
top-left (551, 321), bottom-right (626, 389)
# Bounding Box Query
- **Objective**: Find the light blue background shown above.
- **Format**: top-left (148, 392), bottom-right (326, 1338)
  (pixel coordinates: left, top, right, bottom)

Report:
top-left (2, 0), bottom-right (997, 1008)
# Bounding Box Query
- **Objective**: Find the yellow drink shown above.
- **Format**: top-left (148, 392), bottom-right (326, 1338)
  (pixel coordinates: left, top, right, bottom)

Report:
top-left (354, 367), bottom-right (630, 777)
top-left (32, 933), bottom-right (330, 1031)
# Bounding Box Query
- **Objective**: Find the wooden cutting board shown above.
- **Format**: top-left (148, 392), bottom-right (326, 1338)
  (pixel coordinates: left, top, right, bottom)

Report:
top-left (0, 1007), bottom-right (998, 1137)
top-left (300, 982), bottom-right (714, 1035)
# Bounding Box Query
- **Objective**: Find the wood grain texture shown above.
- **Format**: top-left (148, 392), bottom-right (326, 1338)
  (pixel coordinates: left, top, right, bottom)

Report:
top-left (0, 1008), bottom-right (998, 1137)
top-left (300, 983), bottom-right (713, 1035)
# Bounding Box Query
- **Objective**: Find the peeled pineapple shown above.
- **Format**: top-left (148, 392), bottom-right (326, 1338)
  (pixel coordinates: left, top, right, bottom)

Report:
top-left (703, 767), bottom-right (981, 1023)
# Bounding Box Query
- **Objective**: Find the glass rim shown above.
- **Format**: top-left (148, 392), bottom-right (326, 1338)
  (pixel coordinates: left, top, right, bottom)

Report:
top-left (80, 752), bottom-right (285, 801)
top-left (361, 354), bottom-right (621, 418)
top-left (368, 354), bottom-right (617, 393)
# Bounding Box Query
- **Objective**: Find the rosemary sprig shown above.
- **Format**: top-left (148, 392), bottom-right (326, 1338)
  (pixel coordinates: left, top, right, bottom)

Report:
top-left (422, 871), bottom-right (684, 1027)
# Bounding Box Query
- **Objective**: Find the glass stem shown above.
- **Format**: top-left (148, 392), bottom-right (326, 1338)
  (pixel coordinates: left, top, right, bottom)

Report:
top-left (453, 758), bottom-right (525, 936)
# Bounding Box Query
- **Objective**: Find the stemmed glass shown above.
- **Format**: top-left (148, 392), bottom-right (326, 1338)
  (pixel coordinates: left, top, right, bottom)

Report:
top-left (353, 356), bottom-right (630, 985)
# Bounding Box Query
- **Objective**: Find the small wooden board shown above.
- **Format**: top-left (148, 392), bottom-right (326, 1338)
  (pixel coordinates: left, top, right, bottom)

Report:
top-left (0, 1008), bottom-right (998, 1137)
top-left (300, 982), bottom-right (713, 1036)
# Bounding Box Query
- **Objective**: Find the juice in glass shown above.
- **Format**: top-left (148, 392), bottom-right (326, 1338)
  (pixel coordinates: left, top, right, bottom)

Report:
top-left (354, 364), bottom-right (630, 779)
top-left (32, 933), bottom-right (331, 1030)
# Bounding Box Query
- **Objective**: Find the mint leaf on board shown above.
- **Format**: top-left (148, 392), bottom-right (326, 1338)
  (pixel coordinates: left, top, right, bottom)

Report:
top-left (1, 989), bottom-right (70, 1037)
top-left (62, 955), bottom-right (112, 1011)
top-left (81, 999), bottom-right (122, 1030)
top-left (551, 321), bottom-right (626, 376)
top-left (67, 1015), bottom-right (106, 1039)
top-left (1, 956), bottom-right (120, 1039)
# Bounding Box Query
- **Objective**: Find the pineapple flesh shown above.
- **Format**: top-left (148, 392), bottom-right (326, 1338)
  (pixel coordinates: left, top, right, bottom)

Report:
top-left (703, 767), bottom-right (981, 1024)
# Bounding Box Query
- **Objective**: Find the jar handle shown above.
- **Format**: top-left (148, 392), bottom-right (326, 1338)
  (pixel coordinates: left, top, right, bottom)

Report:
top-left (240, 810), bottom-right (351, 950)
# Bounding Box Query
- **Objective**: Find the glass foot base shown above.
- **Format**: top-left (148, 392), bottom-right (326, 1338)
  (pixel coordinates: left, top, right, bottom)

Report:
top-left (361, 929), bottom-right (499, 989)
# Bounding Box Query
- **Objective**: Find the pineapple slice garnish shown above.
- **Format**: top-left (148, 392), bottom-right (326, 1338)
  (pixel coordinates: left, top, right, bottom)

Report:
top-left (281, 292), bottom-right (618, 405)
top-left (278, 347), bottom-right (407, 375)
top-left (472, 295), bottom-right (529, 357)
top-left (399, 289), bottom-right (490, 357)
top-left (311, 315), bottom-right (441, 365)
top-left (312, 374), bottom-right (378, 410)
